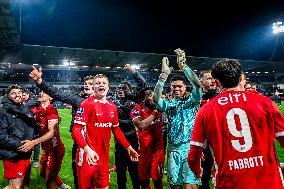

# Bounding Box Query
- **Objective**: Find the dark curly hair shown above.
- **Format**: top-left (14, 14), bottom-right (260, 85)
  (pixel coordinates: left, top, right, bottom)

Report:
top-left (170, 75), bottom-right (187, 84)
top-left (119, 81), bottom-right (132, 91)
top-left (137, 87), bottom-right (152, 102)
top-left (211, 58), bottom-right (241, 88)
top-left (7, 84), bottom-right (22, 94)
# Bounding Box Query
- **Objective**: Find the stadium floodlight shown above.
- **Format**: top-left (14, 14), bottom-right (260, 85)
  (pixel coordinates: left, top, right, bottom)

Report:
top-left (132, 65), bottom-right (140, 70)
top-left (271, 21), bottom-right (284, 60)
top-left (69, 61), bottom-right (76, 66)
top-left (62, 59), bottom-right (69, 66)
top-left (272, 22), bottom-right (284, 34)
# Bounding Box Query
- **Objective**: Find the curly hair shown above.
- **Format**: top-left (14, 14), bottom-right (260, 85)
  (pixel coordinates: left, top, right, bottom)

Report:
top-left (211, 58), bottom-right (241, 88)
top-left (7, 84), bottom-right (22, 94)
top-left (170, 75), bottom-right (187, 85)
top-left (119, 81), bottom-right (132, 91)
top-left (137, 87), bottom-right (152, 102)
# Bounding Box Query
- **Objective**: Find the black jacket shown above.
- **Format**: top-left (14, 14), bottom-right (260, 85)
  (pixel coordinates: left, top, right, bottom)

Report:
top-left (114, 71), bottom-right (146, 151)
top-left (202, 89), bottom-right (219, 100)
top-left (115, 71), bottom-right (146, 134)
top-left (0, 96), bottom-right (35, 160)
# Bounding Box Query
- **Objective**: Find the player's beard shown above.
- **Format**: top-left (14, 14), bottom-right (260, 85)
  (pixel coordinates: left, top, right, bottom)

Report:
top-left (9, 96), bottom-right (23, 104)
top-left (208, 88), bottom-right (217, 93)
top-left (12, 96), bottom-right (22, 104)
top-left (208, 84), bottom-right (216, 91)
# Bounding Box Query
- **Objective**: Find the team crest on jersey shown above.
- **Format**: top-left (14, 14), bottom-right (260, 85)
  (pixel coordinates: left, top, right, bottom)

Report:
top-left (76, 117), bottom-right (83, 121)
top-left (131, 109), bottom-right (140, 116)
top-left (77, 108), bottom-right (84, 116)
top-left (111, 112), bottom-right (115, 117)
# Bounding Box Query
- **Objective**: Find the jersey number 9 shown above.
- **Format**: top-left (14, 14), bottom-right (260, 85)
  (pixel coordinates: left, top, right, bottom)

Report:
top-left (226, 108), bottom-right (252, 152)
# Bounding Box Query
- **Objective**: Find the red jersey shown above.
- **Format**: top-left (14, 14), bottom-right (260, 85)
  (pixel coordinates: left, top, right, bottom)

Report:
top-left (130, 104), bottom-right (163, 152)
top-left (72, 96), bottom-right (130, 166)
top-left (190, 90), bottom-right (284, 189)
top-left (35, 105), bottom-right (63, 151)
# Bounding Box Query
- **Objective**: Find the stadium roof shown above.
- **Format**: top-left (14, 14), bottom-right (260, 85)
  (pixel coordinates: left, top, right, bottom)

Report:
top-left (1, 44), bottom-right (284, 74)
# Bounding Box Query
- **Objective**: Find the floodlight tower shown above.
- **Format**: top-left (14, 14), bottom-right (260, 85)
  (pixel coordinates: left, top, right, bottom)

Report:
top-left (271, 21), bottom-right (284, 61)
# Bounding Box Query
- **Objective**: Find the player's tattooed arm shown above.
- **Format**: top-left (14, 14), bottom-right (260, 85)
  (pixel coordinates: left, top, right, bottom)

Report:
top-left (132, 110), bottom-right (159, 130)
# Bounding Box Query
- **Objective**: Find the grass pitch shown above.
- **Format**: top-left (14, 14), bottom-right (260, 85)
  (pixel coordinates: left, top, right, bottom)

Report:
top-left (1, 106), bottom-right (284, 188)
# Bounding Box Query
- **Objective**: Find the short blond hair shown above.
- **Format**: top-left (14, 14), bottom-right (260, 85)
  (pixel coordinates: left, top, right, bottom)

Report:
top-left (94, 74), bottom-right (109, 81)
top-left (84, 75), bottom-right (95, 82)
top-left (93, 74), bottom-right (109, 86)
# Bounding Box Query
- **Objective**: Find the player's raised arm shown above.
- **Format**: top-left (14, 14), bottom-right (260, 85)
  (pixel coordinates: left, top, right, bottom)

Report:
top-left (153, 57), bottom-right (172, 103)
top-left (124, 64), bottom-right (147, 92)
top-left (30, 66), bottom-right (84, 108)
top-left (132, 109), bottom-right (159, 130)
top-left (174, 48), bottom-right (202, 102)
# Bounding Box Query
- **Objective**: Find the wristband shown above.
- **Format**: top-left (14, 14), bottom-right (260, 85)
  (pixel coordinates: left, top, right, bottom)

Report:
top-left (159, 73), bottom-right (168, 82)
top-left (151, 109), bottom-right (159, 117)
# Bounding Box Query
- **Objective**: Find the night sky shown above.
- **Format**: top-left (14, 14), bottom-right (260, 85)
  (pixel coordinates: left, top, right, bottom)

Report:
top-left (12, 0), bottom-right (284, 61)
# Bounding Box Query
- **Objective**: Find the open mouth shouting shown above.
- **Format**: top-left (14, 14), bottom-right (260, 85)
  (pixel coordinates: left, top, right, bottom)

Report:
top-left (118, 91), bottom-right (125, 98)
top-left (37, 93), bottom-right (45, 101)
top-left (84, 86), bottom-right (94, 96)
top-left (84, 87), bottom-right (91, 93)
top-left (98, 87), bottom-right (106, 94)
top-left (13, 96), bottom-right (22, 103)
